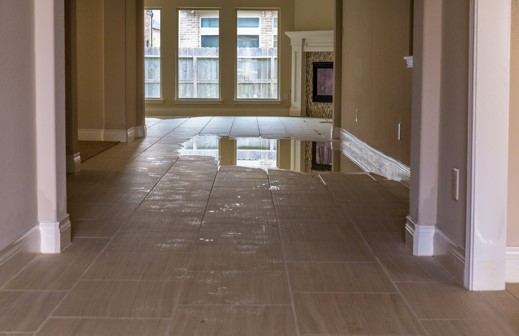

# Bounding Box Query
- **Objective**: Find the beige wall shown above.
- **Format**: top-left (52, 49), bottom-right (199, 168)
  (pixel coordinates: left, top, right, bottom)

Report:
top-left (295, 0), bottom-right (335, 31)
top-left (436, 0), bottom-right (470, 248)
top-left (0, 0), bottom-right (39, 250)
top-left (77, 0), bottom-right (105, 130)
top-left (76, 0), bottom-right (143, 133)
top-left (144, 0), bottom-right (294, 116)
top-left (509, 0), bottom-right (519, 246)
top-left (341, 0), bottom-right (413, 166)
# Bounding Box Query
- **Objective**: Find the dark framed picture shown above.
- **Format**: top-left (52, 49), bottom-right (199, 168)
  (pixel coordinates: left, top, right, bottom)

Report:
top-left (312, 62), bottom-right (334, 103)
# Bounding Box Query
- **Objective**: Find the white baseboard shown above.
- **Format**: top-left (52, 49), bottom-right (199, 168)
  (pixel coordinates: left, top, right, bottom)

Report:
top-left (506, 247), bottom-right (519, 283)
top-left (39, 215), bottom-right (71, 254)
top-left (104, 130), bottom-right (129, 142)
top-left (405, 216), bottom-right (435, 256)
top-left (434, 228), bottom-right (466, 284)
top-left (0, 226), bottom-right (40, 265)
top-left (66, 152), bottom-right (81, 173)
top-left (78, 129), bottom-right (104, 141)
top-left (145, 106), bottom-right (290, 117)
top-left (340, 129), bottom-right (410, 182)
top-left (136, 125), bottom-right (147, 137)
top-left (79, 129), bottom-right (134, 143)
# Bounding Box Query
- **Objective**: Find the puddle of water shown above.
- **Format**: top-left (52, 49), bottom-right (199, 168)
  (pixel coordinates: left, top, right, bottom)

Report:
top-left (180, 136), bottom-right (279, 170)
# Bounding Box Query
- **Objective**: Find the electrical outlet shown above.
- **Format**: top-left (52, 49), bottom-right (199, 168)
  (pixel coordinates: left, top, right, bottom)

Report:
top-left (452, 168), bottom-right (460, 201)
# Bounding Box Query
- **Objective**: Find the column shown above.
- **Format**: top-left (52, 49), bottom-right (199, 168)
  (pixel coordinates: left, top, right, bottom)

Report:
top-left (35, 0), bottom-right (71, 253)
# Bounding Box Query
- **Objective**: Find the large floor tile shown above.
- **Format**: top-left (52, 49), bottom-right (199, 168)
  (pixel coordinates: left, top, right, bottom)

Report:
top-left (4, 239), bottom-right (108, 290)
top-left (0, 250), bottom-right (38, 288)
top-left (378, 255), bottom-right (453, 282)
top-left (36, 318), bottom-right (170, 336)
top-left (294, 293), bottom-right (425, 335)
top-left (169, 306), bottom-right (297, 336)
top-left (179, 271), bottom-right (290, 304)
top-left (422, 319), bottom-right (519, 336)
top-left (191, 244), bottom-right (284, 271)
top-left (53, 280), bottom-right (181, 318)
top-left (397, 282), bottom-right (519, 321)
top-left (507, 283), bottom-right (519, 300)
top-left (0, 291), bottom-right (65, 332)
top-left (83, 251), bottom-right (190, 281)
top-left (105, 231), bottom-right (195, 253)
top-left (288, 262), bottom-right (396, 293)
top-left (283, 240), bottom-right (375, 262)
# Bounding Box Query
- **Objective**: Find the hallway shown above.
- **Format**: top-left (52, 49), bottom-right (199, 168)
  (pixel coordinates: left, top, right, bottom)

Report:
top-left (1, 117), bottom-right (518, 335)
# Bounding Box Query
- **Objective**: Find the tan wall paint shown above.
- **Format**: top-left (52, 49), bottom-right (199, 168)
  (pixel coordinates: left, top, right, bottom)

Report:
top-left (341, 0), bottom-right (413, 166)
top-left (509, 0), bottom-right (519, 246)
top-left (0, 0), bottom-right (39, 250)
top-left (436, 0), bottom-right (469, 248)
top-left (295, 0), bottom-right (335, 31)
top-left (144, 0), bottom-right (294, 116)
top-left (76, 0), bottom-right (143, 133)
top-left (77, 0), bottom-right (105, 129)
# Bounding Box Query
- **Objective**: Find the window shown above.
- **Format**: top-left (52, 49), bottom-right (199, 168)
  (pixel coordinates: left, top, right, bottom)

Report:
top-left (178, 10), bottom-right (220, 99)
top-left (144, 9), bottom-right (161, 99)
top-left (236, 10), bottom-right (278, 100)
top-left (237, 17), bottom-right (260, 28)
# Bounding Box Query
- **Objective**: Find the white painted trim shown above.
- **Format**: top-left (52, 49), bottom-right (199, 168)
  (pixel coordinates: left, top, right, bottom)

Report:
top-left (145, 106), bottom-right (289, 117)
top-left (285, 31), bottom-right (334, 52)
top-left (66, 152), bottom-right (81, 173)
top-left (104, 130), bottom-right (129, 142)
top-left (136, 125), bottom-right (147, 137)
top-left (78, 129), bottom-right (104, 141)
top-left (465, 0), bottom-right (510, 291)
top-left (435, 228), bottom-right (466, 285)
top-left (78, 129), bottom-right (131, 142)
top-left (0, 226), bottom-right (40, 266)
top-left (340, 129), bottom-right (411, 182)
top-left (405, 217), bottom-right (435, 256)
top-left (506, 247), bottom-right (519, 283)
top-left (127, 127), bottom-right (137, 142)
top-left (39, 215), bottom-right (71, 254)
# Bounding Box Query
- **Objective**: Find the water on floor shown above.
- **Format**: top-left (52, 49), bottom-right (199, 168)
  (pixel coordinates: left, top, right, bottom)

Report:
top-left (1, 117), bottom-right (518, 336)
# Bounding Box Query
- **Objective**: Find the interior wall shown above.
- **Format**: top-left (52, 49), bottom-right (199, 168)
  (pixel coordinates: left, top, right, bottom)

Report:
top-left (341, 0), bottom-right (413, 166)
top-left (144, 0), bottom-right (295, 116)
top-left (295, 0), bottom-right (335, 31)
top-left (509, 0), bottom-right (519, 247)
top-left (0, 0), bottom-right (38, 250)
top-left (76, 0), bottom-right (143, 135)
top-left (436, 0), bottom-right (469, 248)
top-left (77, 0), bottom-right (105, 130)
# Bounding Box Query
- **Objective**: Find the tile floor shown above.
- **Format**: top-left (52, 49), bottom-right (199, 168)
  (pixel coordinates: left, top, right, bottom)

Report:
top-left (0, 117), bottom-right (518, 335)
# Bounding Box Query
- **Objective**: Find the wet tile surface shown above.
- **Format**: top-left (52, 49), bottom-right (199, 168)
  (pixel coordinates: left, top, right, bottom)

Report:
top-left (1, 117), bottom-right (517, 335)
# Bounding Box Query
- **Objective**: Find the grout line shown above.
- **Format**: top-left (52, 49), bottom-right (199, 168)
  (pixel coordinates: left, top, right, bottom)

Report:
top-left (267, 172), bottom-right (302, 336)
top-left (164, 149), bottom-right (219, 336)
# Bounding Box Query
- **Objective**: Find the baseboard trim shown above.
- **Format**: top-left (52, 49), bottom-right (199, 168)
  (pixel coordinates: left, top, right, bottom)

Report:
top-left (506, 247), bottom-right (519, 283)
top-left (145, 106), bottom-right (290, 117)
top-left (39, 215), bottom-right (71, 253)
top-left (405, 216), bottom-right (435, 256)
top-left (0, 226), bottom-right (40, 265)
top-left (78, 129), bottom-right (104, 141)
top-left (434, 228), bottom-right (466, 284)
top-left (136, 125), bottom-right (147, 138)
top-left (79, 129), bottom-right (132, 143)
top-left (340, 129), bottom-right (410, 182)
top-left (66, 152), bottom-right (81, 173)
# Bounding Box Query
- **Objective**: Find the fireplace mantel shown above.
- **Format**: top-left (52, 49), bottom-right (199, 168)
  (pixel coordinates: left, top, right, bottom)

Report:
top-left (285, 30), bottom-right (334, 116)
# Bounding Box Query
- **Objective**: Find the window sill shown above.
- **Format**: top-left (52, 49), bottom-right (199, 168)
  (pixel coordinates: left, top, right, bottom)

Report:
top-left (233, 99), bottom-right (282, 105)
top-left (145, 98), bottom-right (164, 104)
top-left (175, 99), bottom-right (223, 105)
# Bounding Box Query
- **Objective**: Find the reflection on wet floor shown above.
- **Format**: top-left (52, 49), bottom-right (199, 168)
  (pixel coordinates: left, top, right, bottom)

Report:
top-left (2, 117), bottom-right (518, 335)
